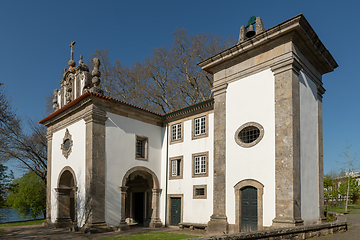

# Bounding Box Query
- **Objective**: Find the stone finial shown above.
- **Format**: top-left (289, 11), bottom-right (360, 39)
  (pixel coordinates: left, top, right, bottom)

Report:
top-left (52, 89), bottom-right (59, 111)
top-left (79, 55), bottom-right (83, 64)
top-left (238, 25), bottom-right (246, 43)
top-left (89, 58), bottom-right (103, 94)
top-left (255, 17), bottom-right (265, 34)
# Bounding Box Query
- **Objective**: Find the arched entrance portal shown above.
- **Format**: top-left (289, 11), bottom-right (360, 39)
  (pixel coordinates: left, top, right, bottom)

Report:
top-left (120, 166), bottom-right (162, 228)
top-left (55, 167), bottom-right (77, 228)
top-left (234, 179), bottom-right (264, 232)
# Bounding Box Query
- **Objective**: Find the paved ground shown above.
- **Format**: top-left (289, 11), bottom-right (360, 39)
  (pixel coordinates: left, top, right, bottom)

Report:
top-left (308, 214), bottom-right (360, 240)
top-left (0, 224), bottom-right (205, 239)
top-left (0, 214), bottom-right (359, 240)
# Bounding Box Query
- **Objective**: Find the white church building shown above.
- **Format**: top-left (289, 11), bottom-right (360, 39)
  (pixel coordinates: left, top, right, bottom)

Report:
top-left (40, 14), bottom-right (338, 234)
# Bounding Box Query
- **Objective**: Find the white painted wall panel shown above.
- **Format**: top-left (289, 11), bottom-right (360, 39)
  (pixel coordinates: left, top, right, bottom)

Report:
top-left (51, 120), bottom-right (86, 227)
top-left (167, 113), bottom-right (214, 224)
top-left (299, 71), bottom-right (319, 225)
top-left (226, 69), bottom-right (276, 227)
top-left (105, 113), bottom-right (165, 227)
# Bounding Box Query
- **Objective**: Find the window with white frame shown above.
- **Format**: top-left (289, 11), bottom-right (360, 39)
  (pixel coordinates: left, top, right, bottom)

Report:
top-left (194, 116), bottom-right (206, 136)
top-left (192, 151), bottom-right (208, 178)
top-left (171, 123), bottom-right (182, 141)
top-left (171, 159), bottom-right (181, 176)
top-left (194, 155), bottom-right (206, 174)
top-left (169, 156), bottom-right (183, 180)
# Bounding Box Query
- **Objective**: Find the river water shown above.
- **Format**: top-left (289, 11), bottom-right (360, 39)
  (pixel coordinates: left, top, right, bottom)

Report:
top-left (0, 208), bottom-right (43, 223)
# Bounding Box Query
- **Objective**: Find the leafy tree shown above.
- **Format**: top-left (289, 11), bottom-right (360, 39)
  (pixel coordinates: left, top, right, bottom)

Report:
top-left (338, 177), bottom-right (360, 204)
top-left (0, 164), bottom-right (14, 208)
top-left (0, 86), bottom-right (47, 184)
top-left (324, 173), bottom-right (339, 204)
top-left (7, 172), bottom-right (46, 219)
top-left (87, 29), bottom-right (236, 114)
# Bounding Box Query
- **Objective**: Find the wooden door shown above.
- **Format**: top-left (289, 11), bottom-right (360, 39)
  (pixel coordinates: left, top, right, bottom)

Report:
top-left (241, 187), bottom-right (257, 231)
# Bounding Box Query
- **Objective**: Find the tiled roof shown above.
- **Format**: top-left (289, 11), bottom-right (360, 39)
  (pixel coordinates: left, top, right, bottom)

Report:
top-left (39, 91), bottom-right (213, 124)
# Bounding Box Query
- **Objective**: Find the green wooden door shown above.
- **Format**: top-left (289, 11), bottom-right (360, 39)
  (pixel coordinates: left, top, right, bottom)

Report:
top-left (170, 197), bottom-right (181, 226)
top-left (241, 187), bottom-right (257, 232)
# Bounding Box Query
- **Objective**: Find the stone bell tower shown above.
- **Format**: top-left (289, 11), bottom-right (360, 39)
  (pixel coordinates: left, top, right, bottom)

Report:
top-left (199, 14), bottom-right (337, 234)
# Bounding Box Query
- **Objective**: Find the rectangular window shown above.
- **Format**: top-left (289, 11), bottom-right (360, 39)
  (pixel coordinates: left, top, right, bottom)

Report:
top-left (169, 156), bottom-right (183, 180)
top-left (194, 155), bottom-right (206, 175)
top-left (172, 123), bottom-right (182, 141)
top-left (194, 116), bottom-right (206, 136)
top-left (192, 152), bottom-right (209, 178)
top-left (193, 185), bottom-right (207, 199)
top-left (171, 159), bottom-right (181, 176)
top-left (135, 135), bottom-right (148, 160)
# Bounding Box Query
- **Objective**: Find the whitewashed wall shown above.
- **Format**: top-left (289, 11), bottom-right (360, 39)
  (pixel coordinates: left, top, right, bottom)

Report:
top-left (167, 113), bottom-right (214, 224)
top-left (51, 120), bottom-right (86, 227)
top-left (105, 113), bottom-right (165, 227)
top-left (226, 69), bottom-right (276, 227)
top-left (299, 71), bottom-right (319, 225)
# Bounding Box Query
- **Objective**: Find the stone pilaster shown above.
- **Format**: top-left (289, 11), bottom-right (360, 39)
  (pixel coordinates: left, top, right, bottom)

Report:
top-left (271, 59), bottom-right (304, 228)
top-left (119, 186), bottom-right (130, 231)
top-left (43, 130), bottom-right (53, 227)
top-left (149, 189), bottom-right (163, 228)
top-left (317, 85), bottom-right (327, 223)
top-left (207, 83), bottom-right (229, 235)
top-left (82, 105), bottom-right (109, 232)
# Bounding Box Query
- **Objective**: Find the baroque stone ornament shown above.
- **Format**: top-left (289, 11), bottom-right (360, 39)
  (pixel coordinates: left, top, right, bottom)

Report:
top-left (61, 128), bottom-right (73, 159)
top-left (52, 89), bottom-right (59, 111)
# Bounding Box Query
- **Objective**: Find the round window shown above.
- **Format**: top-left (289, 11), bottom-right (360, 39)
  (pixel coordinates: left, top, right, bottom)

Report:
top-left (63, 139), bottom-right (71, 151)
top-left (235, 122), bottom-right (264, 148)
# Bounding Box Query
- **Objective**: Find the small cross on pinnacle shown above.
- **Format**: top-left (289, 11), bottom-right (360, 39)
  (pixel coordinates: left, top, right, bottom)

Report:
top-left (70, 41), bottom-right (76, 61)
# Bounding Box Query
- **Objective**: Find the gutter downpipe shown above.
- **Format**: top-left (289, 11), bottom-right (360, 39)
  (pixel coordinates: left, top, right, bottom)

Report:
top-left (164, 122), bottom-right (169, 226)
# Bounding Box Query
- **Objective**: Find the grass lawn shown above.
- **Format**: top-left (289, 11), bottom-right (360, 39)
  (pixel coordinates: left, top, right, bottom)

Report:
top-left (0, 219), bottom-right (44, 227)
top-left (326, 209), bottom-right (360, 214)
top-left (98, 232), bottom-right (201, 240)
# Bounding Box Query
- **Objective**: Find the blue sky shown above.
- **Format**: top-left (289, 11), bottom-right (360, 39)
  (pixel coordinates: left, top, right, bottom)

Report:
top-left (1, 0), bottom-right (359, 177)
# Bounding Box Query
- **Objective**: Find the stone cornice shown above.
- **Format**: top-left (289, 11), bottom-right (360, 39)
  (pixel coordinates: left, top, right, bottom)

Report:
top-left (199, 14), bottom-right (338, 76)
top-left (163, 99), bottom-right (214, 123)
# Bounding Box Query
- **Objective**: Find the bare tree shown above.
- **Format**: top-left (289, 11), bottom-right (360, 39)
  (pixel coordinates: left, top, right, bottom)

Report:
top-left (0, 87), bottom-right (47, 183)
top-left (337, 142), bottom-right (359, 213)
top-left (88, 29), bottom-right (236, 113)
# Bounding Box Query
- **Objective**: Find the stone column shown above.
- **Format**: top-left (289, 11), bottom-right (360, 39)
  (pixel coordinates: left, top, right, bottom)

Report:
top-left (83, 105), bottom-right (109, 232)
top-left (119, 186), bottom-right (130, 230)
top-left (207, 83), bottom-right (229, 234)
top-left (317, 85), bottom-right (327, 223)
top-left (271, 59), bottom-right (304, 228)
top-left (44, 130), bottom-right (53, 227)
top-left (149, 189), bottom-right (162, 228)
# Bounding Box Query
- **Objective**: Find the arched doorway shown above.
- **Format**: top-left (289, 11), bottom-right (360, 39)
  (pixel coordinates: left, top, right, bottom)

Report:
top-left (55, 167), bottom-right (77, 228)
top-left (234, 179), bottom-right (264, 232)
top-left (120, 166), bottom-right (162, 228)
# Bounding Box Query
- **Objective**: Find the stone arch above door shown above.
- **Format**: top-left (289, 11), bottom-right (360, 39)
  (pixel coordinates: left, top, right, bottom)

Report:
top-left (122, 166), bottom-right (160, 189)
top-left (120, 166), bottom-right (162, 228)
top-left (57, 166), bottom-right (78, 188)
top-left (234, 179), bottom-right (264, 232)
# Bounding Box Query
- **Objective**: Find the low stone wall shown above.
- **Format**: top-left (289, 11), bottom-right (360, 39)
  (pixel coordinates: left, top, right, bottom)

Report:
top-left (191, 214), bottom-right (347, 240)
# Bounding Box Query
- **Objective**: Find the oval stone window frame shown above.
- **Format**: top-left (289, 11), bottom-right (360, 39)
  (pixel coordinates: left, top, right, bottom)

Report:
top-left (61, 128), bottom-right (73, 159)
top-left (234, 122), bottom-right (264, 148)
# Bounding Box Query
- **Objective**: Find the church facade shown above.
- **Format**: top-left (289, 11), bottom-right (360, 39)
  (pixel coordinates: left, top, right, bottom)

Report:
top-left (40, 14), bottom-right (338, 234)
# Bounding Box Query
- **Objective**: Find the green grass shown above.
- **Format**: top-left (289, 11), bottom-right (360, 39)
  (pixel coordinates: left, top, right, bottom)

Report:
top-left (0, 219), bottom-right (44, 227)
top-left (326, 209), bottom-right (360, 214)
top-left (98, 232), bottom-right (201, 240)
